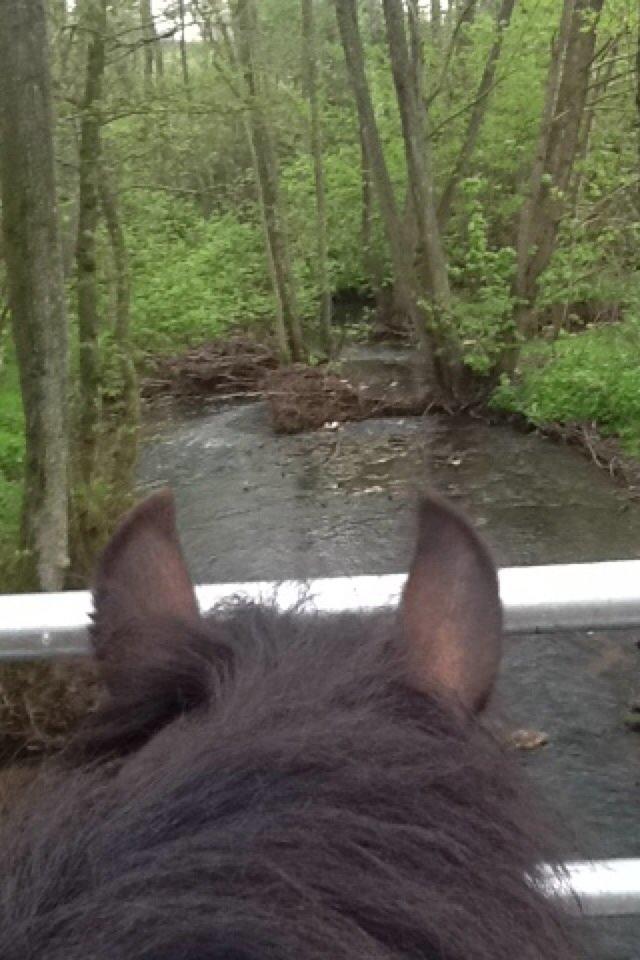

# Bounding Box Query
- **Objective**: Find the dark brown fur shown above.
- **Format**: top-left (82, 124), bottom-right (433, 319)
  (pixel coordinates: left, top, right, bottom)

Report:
top-left (0, 492), bottom-right (579, 959)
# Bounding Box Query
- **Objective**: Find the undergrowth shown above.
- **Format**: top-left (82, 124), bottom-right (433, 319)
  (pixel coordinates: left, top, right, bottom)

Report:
top-left (492, 319), bottom-right (640, 455)
top-left (0, 357), bottom-right (25, 590)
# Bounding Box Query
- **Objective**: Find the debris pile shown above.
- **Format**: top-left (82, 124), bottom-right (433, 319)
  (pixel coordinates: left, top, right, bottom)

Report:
top-left (142, 336), bottom-right (278, 399)
top-left (264, 365), bottom-right (431, 434)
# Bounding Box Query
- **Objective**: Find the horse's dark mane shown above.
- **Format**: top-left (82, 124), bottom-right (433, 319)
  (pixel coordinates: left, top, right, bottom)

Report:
top-left (0, 602), bottom-right (579, 960)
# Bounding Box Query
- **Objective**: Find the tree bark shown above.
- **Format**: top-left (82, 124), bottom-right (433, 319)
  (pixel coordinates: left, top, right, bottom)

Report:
top-left (302, 0), bottom-right (332, 355)
top-left (407, 0), bottom-right (426, 108)
top-left (430, 0), bottom-right (442, 43)
top-left (140, 0), bottom-right (155, 89)
top-left (335, 0), bottom-right (420, 345)
top-left (383, 0), bottom-right (468, 395)
top-left (0, 0), bottom-right (69, 589)
top-left (179, 0), bottom-right (190, 86)
top-left (359, 120), bottom-right (387, 301)
top-left (363, 0), bottom-right (385, 43)
top-left (568, 48), bottom-right (617, 214)
top-left (100, 166), bottom-right (139, 487)
top-left (512, 0), bottom-right (604, 346)
top-left (231, 0), bottom-right (306, 362)
top-left (438, 0), bottom-right (517, 227)
top-left (75, 0), bottom-right (107, 487)
top-left (636, 16), bottom-right (640, 210)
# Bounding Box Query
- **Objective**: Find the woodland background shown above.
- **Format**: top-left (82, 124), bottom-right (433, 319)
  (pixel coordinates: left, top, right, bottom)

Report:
top-left (0, 0), bottom-right (638, 590)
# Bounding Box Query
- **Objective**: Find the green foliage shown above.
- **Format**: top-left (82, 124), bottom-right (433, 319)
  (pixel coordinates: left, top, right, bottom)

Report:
top-left (0, 356), bottom-right (24, 485)
top-left (492, 321), bottom-right (640, 454)
top-left (282, 146), bottom-right (386, 296)
top-left (0, 354), bottom-right (25, 588)
top-left (126, 194), bottom-right (275, 353)
top-left (5, 0), bottom-right (640, 587)
top-left (450, 179), bottom-right (516, 373)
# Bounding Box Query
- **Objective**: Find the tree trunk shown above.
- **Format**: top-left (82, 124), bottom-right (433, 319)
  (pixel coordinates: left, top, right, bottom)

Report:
top-left (512, 0), bottom-right (604, 347)
top-left (438, 0), bottom-right (517, 227)
top-left (179, 0), bottom-right (190, 86)
top-left (100, 166), bottom-right (139, 488)
top-left (363, 0), bottom-right (385, 43)
top-left (140, 0), bottom-right (154, 89)
top-left (430, 0), bottom-right (442, 43)
top-left (155, 31), bottom-right (164, 79)
top-left (335, 0), bottom-right (421, 347)
top-left (0, 0), bottom-right (69, 589)
top-left (383, 0), bottom-right (468, 396)
top-left (636, 17), bottom-right (640, 210)
top-left (359, 120), bottom-right (387, 306)
top-left (302, 0), bottom-right (332, 355)
top-left (568, 48), bottom-right (617, 214)
top-left (407, 0), bottom-right (425, 107)
top-left (231, 0), bottom-right (306, 362)
top-left (76, 0), bottom-right (107, 487)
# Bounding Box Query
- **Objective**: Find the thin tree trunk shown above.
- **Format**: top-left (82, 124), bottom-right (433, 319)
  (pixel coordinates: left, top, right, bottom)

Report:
top-left (383, 0), bottom-right (466, 396)
top-left (514, 0), bottom-right (574, 306)
top-left (76, 0), bottom-right (107, 487)
top-left (232, 0), bottom-right (306, 362)
top-left (636, 17), bottom-right (640, 210)
top-left (335, 0), bottom-right (421, 346)
top-left (568, 48), bottom-right (617, 214)
top-left (359, 119), bottom-right (387, 302)
top-left (430, 0), bottom-right (442, 42)
top-left (155, 32), bottom-right (164, 78)
top-left (302, 0), bottom-right (332, 355)
top-left (404, 0), bottom-right (425, 288)
top-left (363, 0), bottom-right (385, 43)
top-left (438, 0), bottom-right (517, 227)
top-left (99, 166), bottom-right (139, 487)
top-left (0, 0), bottom-right (69, 589)
top-left (407, 0), bottom-right (425, 106)
top-left (140, 0), bottom-right (154, 89)
top-left (513, 0), bottom-right (604, 345)
top-left (405, 0), bottom-right (424, 234)
top-left (179, 0), bottom-right (190, 85)
top-left (383, 0), bottom-right (450, 307)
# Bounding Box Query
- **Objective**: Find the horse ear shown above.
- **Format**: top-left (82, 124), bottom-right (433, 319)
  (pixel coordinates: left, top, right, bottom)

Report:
top-left (92, 488), bottom-right (200, 643)
top-left (82, 490), bottom-right (217, 756)
top-left (400, 494), bottom-right (502, 712)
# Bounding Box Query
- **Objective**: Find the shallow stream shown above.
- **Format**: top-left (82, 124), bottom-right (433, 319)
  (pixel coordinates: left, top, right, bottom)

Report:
top-left (139, 346), bottom-right (640, 959)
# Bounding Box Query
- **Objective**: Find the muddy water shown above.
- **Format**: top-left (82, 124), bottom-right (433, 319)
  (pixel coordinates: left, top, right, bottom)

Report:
top-left (139, 347), bottom-right (640, 959)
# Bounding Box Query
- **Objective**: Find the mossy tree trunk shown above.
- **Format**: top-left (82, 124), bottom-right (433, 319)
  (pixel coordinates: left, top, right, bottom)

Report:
top-left (75, 0), bottom-right (107, 489)
top-left (302, 0), bottom-right (332, 356)
top-left (335, 0), bottom-right (424, 350)
top-left (511, 0), bottom-right (604, 357)
top-left (0, 0), bottom-right (70, 589)
top-left (99, 164), bottom-right (139, 489)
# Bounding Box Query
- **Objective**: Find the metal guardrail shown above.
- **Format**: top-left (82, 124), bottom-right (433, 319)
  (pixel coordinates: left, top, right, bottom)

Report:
top-left (2, 558), bottom-right (640, 659)
top-left (1, 558), bottom-right (640, 916)
top-left (542, 860), bottom-right (640, 917)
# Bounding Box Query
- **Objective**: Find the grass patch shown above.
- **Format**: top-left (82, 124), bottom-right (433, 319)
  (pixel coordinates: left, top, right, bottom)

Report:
top-left (491, 320), bottom-right (640, 456)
